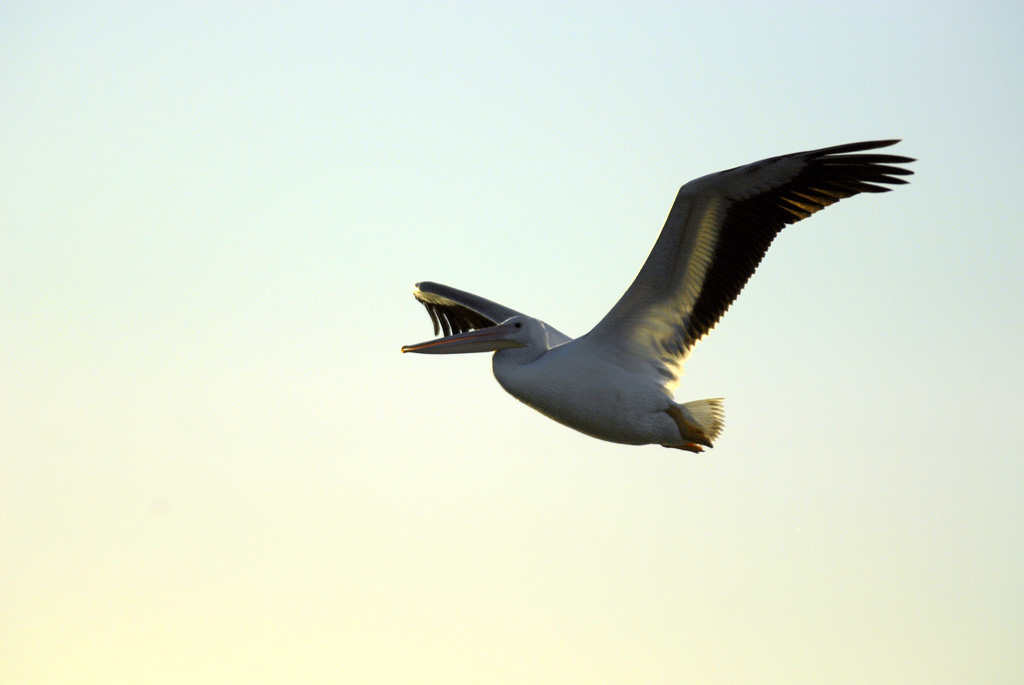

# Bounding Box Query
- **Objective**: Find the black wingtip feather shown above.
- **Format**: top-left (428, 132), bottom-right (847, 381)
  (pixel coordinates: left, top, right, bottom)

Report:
top-left (410, 283), bottom-right (506, 338)
top-left (680, 139), bottom-right (914, 349)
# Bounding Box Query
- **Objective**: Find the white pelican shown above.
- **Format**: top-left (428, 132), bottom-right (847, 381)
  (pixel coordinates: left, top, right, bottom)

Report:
top-left (403, 140), bottom-right (913, 451)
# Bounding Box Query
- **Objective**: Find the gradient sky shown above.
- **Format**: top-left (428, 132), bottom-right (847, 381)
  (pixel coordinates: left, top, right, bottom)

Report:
top-left (3, 2), bottom-right (1023, 683)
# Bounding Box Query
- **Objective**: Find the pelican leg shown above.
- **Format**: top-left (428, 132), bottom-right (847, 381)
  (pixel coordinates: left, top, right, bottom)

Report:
top-left (665, 406), bottom-right (715, 450)
top-left (662, 442), bottom-right (705, 453)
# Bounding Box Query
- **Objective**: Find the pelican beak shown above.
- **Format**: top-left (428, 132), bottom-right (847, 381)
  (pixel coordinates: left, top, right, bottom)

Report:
top-left (402, 320), bottom-right (526, 354)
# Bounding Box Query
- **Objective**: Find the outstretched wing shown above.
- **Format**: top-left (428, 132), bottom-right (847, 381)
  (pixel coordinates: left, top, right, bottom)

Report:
top-left (410, 281), bottom-right (518, 336)
top-left (582, 140), bottom-right (914, 389)
top-left (408, 281), bottom-right (574, 346)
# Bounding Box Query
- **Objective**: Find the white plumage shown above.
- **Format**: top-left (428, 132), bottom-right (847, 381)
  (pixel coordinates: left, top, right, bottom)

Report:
top-left (402, 141), bottom-right (913, 451)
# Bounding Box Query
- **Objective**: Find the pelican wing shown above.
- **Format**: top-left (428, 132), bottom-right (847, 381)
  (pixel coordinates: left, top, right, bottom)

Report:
top-left (410, 281), bottom-right (522, 336)
top-left (410, 281), bottom-right (574, 347)
top-left (584, 140), bottom-right (914, 389)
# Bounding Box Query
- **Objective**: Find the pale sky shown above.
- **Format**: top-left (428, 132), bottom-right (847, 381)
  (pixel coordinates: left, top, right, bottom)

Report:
top-left (2, 2), bottom-right (1023, 683)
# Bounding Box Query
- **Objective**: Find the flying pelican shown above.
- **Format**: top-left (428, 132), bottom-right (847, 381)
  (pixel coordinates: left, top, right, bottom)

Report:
top-left (402, 140), bottom-right (913, 451)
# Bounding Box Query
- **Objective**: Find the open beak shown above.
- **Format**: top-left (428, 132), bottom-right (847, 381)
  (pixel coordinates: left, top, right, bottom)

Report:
top-left (402, 320), bottom-right (526, 354)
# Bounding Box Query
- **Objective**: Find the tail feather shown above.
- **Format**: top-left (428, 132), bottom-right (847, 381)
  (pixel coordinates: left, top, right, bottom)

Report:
top-left (681, 398), bottom-right (725, 444)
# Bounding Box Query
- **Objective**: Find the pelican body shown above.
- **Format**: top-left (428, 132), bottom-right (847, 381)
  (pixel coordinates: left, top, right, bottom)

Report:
top-left (403, 141), bottom-right (914, 451)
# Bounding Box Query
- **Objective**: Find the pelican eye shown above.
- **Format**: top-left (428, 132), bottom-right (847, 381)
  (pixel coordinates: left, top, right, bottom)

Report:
top-left (514, 322), bottom-right (522, 328)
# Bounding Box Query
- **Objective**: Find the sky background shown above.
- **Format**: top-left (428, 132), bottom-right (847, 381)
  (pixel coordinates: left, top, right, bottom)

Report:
top-left (2, 1), bottom-right (1023, 683)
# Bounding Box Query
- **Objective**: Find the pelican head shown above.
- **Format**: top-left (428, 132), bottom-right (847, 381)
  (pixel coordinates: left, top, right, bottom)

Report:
top-left (401, 316), bottom-right (539, 355)
top-left (403, 141), bottom-right (914, 449)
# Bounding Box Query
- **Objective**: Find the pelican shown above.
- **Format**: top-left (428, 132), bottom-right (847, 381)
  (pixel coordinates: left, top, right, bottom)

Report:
top-left (402, 140), bottom-right (913, 451)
